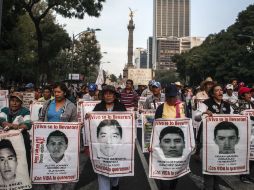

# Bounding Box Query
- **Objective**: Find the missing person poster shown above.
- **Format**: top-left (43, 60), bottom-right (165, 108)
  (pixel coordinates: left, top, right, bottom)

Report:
top-left (88, 112), bottom-right (135, 177)
top-left (138, 97), bottom-right (147, 111)
top-left (80, 101), bottom-right (100, 146)
top-left (0, 130), bottom-right (32, 190)
top-left (31, 122), bottom-right (80, 184)
top-left (0, 90), bottom-right (8, 110)
top-left (149, 119), bottom-right (195, 180)
top-left (242, 110), bottom-right (254, 160)
top-left (30, 101), bottom-right (44, 122)
top-left (203, 115), bottom-right (250, 175)
top-left (142, 111), bottom-right (155, 153)
top-left (22, 92), bottom-right (35, 109)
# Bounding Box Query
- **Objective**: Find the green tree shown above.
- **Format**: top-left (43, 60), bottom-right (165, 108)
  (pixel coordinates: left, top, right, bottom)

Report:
top-left (74, 31), bottom-right (102, 83)
top-left (174, 4), bottom-right (254, 85)
top-left (18, 0), bottom-right (106, 82)
top-left (109, 74), bottom-right (117, 82)
top-left (154, 70), bottom-right (180, 87)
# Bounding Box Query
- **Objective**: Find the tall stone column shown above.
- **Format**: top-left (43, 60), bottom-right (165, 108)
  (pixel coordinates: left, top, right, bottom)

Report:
top-left (123, 9), bottom-right (135, 78)
top-left (127, 17), bottom-right (135, 66)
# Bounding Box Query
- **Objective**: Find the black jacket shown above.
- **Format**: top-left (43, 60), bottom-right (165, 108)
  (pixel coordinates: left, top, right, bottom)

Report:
top-left (93, 100), bottom-right (126, 111)
top-left (203, 98), bottom-right (231, 114)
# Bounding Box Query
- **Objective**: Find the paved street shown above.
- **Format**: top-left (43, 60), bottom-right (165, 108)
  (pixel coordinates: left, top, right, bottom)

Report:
top-left (75, 128), bottom-right (254, 190)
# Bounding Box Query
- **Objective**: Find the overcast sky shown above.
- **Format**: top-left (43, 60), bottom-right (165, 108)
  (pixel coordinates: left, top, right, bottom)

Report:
top-left (56, 0), bottom-right (254, 76)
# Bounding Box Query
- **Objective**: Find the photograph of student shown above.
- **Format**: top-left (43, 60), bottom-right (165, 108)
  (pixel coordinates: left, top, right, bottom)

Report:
top-left (0, 139), bottom-right (17, 185)
top-left (97, 119), bottom-right (122, 157)
top-left (214, 121), bottom-right (240, 154)
top-left (46, 130), bottom-right (69, 163)
top-left (159, 126), bottom-right (185, 158)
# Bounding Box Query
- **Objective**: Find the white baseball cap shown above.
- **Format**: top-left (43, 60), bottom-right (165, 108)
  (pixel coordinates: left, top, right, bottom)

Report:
top-left (226, 84), bottom-right (234, 90)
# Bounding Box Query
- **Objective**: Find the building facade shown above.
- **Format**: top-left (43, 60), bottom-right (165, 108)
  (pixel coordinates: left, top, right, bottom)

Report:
top-left (147, 37), bottom-right (153, 69)
top-left (134, 48), bottom-right (148, 69)
top-left (153, 0), bottom-right (191, 70)
top-left (155, 0), bottom-right (190, 38)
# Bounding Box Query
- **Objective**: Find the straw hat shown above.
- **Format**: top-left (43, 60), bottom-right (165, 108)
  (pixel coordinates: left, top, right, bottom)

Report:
top-left (200, 77), bottom-right (215, 89)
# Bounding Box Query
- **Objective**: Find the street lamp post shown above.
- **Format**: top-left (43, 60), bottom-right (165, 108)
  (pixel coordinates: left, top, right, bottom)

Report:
top-left (70, 28), bottom-right (101, 81)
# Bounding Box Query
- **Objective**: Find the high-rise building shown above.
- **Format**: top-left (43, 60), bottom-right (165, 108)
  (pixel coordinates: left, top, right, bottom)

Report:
top-left (155, 0), bottom-right (190, 38)
top-left (134, 48), bottom-right (148, 69)
top-left (147, 37), bottom-right (153, 69)
top-left (155, 36), bottom-right (204, 70)
top-left (153, 0), bottom-right (190, 70)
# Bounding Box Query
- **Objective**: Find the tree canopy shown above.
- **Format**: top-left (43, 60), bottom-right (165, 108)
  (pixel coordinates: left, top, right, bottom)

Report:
top-left (174, 4), bottom-right (254, 86)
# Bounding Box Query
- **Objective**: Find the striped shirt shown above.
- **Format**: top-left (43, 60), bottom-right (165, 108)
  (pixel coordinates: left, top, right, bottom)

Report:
top-left (120, 89), bottom-right (139, 108)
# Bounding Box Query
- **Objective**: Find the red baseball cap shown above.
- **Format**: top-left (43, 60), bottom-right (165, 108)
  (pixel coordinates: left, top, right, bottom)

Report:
top-left (239, 87), bottom-right (251, 96)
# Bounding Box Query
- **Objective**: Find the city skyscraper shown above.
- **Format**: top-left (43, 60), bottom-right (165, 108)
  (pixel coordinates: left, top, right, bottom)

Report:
top-left (155, 0), bottom-right (190, 38)
top-left (153, 0), bottom-right (190, 70)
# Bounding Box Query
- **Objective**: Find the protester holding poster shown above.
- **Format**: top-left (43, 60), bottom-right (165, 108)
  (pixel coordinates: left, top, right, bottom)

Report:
top-left (236, 87), bottom-right (254, 184)
top-left (31, 122), bottom-right (80, 187)
top-left (153, 84), bottom-right (186, 190)
top-left (203, 116), bottom-right (250, 179)
top-left (92, 85), bottom-right (127, 190)
top-left (143, 81), bottom-right (165, 110)
top-left (36, 82), bottom-right (77, 190)
top-left (149, 119), bottom-right (195, 183)
top-left (195, 84), bottom-right (233, 190)
top-left (0, 92), bottom-right (31, 170)
top-left (0, 130), bottom-right (32, 189)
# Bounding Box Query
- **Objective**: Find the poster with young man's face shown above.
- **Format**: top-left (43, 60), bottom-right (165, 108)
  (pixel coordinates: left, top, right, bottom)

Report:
top-left (149, 119), bottom-right (195, 180)
top-left (203, 115), bottom-right (250, 175)
top-left (0, 130), bottom-right (31, 190)
top-left (31, 122), bottom-right (80, 184)
top-left (88, 112), bottom-right (135, 177)
top-left (142, 111), bottom-right (155, 153)
top-left (242, 110), bottom-right (254, 160)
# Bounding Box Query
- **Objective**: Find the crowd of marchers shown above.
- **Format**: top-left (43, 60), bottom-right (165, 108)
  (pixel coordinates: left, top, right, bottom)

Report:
top-left (0, 77), bottom-right (254, 190)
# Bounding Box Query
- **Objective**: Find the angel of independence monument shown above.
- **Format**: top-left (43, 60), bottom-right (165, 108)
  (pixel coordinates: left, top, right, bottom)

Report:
top-left (123, 9), bottom-right (135, 79)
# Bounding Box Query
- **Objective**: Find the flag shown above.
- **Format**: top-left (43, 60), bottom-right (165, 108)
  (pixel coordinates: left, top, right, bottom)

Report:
top-left (96, 68), bottom-right (104, 90)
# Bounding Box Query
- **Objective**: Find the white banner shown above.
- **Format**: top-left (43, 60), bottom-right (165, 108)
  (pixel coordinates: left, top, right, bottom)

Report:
top-left (0, 90), bottom-right (9, 110)
top-left (0, 130), bottom-right (31, 189)
top-left (242, 109), bottom-right (254, 160)
top-left (79, 100), bottom-right (100, 146)
top-left (31, 122), bottom-right (80, 184)
top-left (128, 69), bottom-right (152, 85)
top-left (22, 92), bottom-right (35, 109)
top-left (203, 115), bottom-right (250, 175)
top-left (88, 112), bottom-right (135, 177)
top-left (142, 111), bottom-right (155, 153)
top-left (149, 119), bottom-right (195, 180)
top-left (30, 101), bottom-right (44, 122)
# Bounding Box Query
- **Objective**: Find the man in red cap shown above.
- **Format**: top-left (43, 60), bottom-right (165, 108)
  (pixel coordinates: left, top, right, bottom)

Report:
top-left (237, 87), bottom-right (254, 184)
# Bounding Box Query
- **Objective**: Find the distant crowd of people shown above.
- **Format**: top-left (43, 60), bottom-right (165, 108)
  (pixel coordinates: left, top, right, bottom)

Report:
top-left (0, 77), bottom-right (254, 190)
